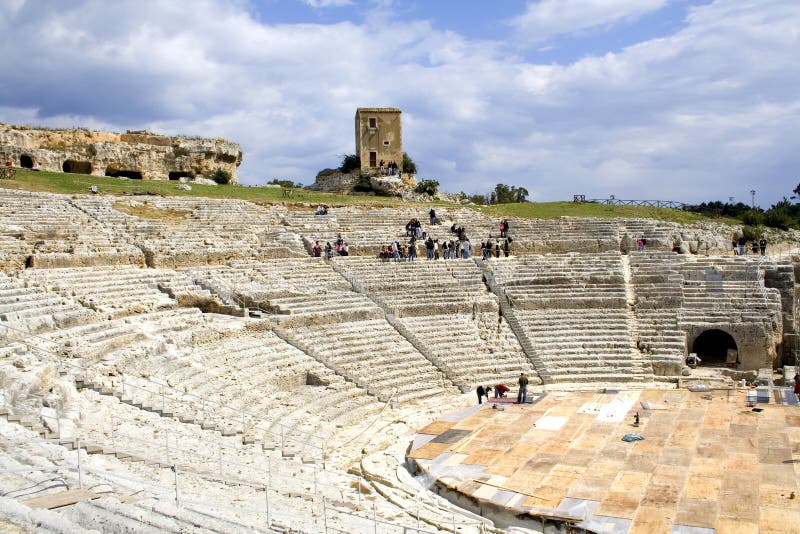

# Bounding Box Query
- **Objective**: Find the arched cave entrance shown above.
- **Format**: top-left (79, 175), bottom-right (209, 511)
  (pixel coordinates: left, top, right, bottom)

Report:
top-left (105, 168), bottom-right (143, 180)
top-left (692, 329), bottom-right (738, 364)
top-left (168, 171), bottom-right (193, 181)
top-left (62, 160), bottom-right (92, 174)
top-left (19, 155), bottom-right (33, 168)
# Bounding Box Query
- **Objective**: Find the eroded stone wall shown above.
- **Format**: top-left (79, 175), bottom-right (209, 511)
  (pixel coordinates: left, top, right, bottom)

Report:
top-left (0, 124), bottom-right (242, 182)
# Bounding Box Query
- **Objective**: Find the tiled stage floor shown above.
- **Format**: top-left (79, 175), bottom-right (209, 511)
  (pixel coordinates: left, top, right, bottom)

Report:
top-left (408, 389), bottom-right (800, 533)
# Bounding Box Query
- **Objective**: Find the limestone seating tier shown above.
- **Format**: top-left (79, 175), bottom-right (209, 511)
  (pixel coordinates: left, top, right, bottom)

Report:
top-left (0, 190), bottom-right (144, 268)
top-left (397, 313), bottom-right (534, 388)
top-left (0, 273), bottom-right (101, 339)
top-left (109, 322), bottom-right (382, 458)
top-left (288, 319), bottom-right (460, 403)
top-left (16, 266), bottom-right (183, 318)
top-left (72, 197), bottom-right (305, 267)
top-left (333, 256), bottom-right (498, 316)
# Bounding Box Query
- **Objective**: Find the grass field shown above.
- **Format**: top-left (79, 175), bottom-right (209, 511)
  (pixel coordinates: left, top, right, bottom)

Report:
top-left (0, 168), bottom-right (735, 225)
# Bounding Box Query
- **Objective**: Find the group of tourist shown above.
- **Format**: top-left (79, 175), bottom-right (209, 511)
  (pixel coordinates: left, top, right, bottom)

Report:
top-left (379, 160), bottom-right (400, 176)
top-left (481, 238), bottom-right (511, 259)
top-left (405, 219), bottom-right (425, 238)
top-left (313, 234), bottom-right (349, 258)
top-left (476, 373), bottom-right (528, 404)
top-left (733, 237), bottom-right (767, 256)
top-left (636, 237), bottom-right (647, 252)
top-left (315, 209), bottom-right (516, 262)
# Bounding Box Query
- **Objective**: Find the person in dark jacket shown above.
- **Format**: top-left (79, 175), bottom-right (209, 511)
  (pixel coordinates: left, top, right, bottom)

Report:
top-left (476, 385), bottom-right (487, 404)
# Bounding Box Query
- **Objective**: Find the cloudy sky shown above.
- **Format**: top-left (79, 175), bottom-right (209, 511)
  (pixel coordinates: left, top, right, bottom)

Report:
top-left (1, 0), bottom-right (797, 207)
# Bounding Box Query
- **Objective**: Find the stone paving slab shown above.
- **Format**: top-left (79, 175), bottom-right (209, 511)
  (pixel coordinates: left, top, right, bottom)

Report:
top-left (408, 388), bottom-right (800, 532)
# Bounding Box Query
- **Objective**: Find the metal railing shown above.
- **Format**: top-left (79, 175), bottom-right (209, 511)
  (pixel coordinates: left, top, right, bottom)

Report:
top-left (577, 196), bottom-right (686, 209)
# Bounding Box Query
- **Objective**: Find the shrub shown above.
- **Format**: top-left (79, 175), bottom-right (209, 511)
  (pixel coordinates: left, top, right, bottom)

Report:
top-left (468, 194), bottom-right (487, 205)
top-left (268, 178), bottom-right (302, 188)
top-left (415, 179), bottom-right (439, 196)
top-left (764, 209), bottom-right (791, 230)
top-left (402, 152), bottom-right (417, 174)
top-left (209, 167), bottom-right (231, 185)
top-left (340, 154), bottom-right (361, 174)
top-left (741, 225), bottom-right (762, 241)
top-left (741, 209), bottom-right (763, 226)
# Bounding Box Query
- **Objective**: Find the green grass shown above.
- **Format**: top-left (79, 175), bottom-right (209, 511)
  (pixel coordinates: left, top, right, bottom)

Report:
top-left (479, 201), bottom-right (739, 224)
top-left (1, 168), bottom-right (736, 225)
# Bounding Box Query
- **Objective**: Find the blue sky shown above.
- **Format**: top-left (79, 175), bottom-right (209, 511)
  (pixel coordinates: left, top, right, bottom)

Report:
top-left (0, 0), bottom-right (796, 208)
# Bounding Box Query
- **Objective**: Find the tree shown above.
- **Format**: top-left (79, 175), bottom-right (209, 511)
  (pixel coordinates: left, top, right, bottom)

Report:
top-left (415, 179), bottom-right (439, 196)
top-left (489, 183), bottom-right (529, 204)
top-left (402, 152), bottom-right (417, 174)
top-left (208, 167), bottom-right (231, 185)
top-left (793, 182), bottom-right (800, 200)
top-left (340, 154), bottom-right (360, 174)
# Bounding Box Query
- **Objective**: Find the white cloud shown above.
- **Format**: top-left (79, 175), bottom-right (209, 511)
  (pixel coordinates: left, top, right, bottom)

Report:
top-left (0, 0), bottom-right (797, 207)
top-left (510, 0), bottom-right (668, 43)
top-left (303, 0), bottom-right (352, 7)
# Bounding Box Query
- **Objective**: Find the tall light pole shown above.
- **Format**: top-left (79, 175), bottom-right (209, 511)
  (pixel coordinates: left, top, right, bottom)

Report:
top-left (750, 190), bottom-right (756, 208)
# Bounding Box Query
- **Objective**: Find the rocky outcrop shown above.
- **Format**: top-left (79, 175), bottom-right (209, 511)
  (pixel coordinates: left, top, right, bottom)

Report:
top-left (0, 124), bottom-right (242, 182)
top-left (309, 169), bottom-right (424, 200)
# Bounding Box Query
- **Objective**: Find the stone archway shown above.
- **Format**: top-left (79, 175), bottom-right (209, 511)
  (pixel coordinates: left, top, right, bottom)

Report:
top-left (19, 155), bottom-right (33, 168)
top-left (691, 329), bottom-right (738, 364)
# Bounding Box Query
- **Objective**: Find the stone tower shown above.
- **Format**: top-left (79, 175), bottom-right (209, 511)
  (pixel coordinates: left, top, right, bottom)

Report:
top-left (354, 108), bottom-right (402, 174)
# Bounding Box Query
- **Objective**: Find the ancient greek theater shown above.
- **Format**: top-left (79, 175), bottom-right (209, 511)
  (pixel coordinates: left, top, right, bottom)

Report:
top-left (0, 187), bottom-right (798, 533)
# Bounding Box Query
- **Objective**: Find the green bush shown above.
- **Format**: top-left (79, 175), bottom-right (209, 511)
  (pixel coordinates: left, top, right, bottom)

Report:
top-left (402, 152), bottom-right (417, 174)
top-left (268, 178), bottom-right (302, 188)
top-left (415, 179), bottom-right (439, 196)
top-left (209, 167), bottom-right (231, 185)
top-left (340, 154), bottom-right (361, 174)
top-left (741, 224), bottom-right (762, 241)
top-left (764, 209), bottom-right (791, 230)
top-left (741, 209), bottom-right (763, 226)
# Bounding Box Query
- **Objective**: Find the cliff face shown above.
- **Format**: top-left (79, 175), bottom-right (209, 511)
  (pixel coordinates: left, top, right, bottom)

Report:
top-left (0, 124), bottom-right (242, 182)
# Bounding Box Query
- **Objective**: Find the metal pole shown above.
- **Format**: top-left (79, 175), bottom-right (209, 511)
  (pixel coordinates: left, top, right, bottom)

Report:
top-left (452, 514), bottom-right (456, 533)
top-left (165, 430), bottom-right (170, 464)
top-left (76, 438), bottom-right (82, 488)
top-left (111, 414), bottom-right (116, 451)
top-left (267, 455), bottom-right (272, 488)
top-left (161, 385), bottom-right (165, 414)
top-left (265, 486), bottom-right (271, 527)
top-left (323, 496), bottom-right (332, 533)
top-left (218, 434), bottom-right (223, 476)
top-left (373, 503), bottom-right (377, 534)
top-left (173, 465), bottom-right (179, 503)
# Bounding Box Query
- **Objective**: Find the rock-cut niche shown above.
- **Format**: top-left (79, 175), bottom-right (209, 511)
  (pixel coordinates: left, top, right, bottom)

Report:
top-left (105, 167), bottom-right (143, 180)
top-left (62, 160), bottom-right (92, 174)
top-left (19, 155), bottom-right (33, 168)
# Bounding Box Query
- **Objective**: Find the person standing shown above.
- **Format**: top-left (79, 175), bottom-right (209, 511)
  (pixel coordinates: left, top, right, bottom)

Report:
top-left (738, 236), bottom-right (746, 256)
top-left (312, 241), bottom-right (322, 257)
top-left (794, 373), bottom-right (800, 398)
top-left (517, 372), bottom-right (529, 404)
top-left (732, 239), bottom-right (738, 256)
top-left (476, 385), bottom-right (486, 405)
top-left (759, 238), bottom-right (767, 255)
top-left (429, 208), bottom-right (437, 225)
